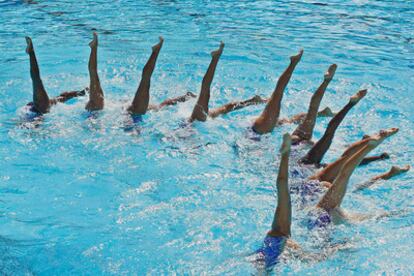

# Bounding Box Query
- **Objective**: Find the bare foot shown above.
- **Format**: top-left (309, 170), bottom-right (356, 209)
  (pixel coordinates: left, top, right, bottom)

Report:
top-left (387, 165), bottom-right (410, 177)
top-left (280, 133), bottom-right (292, 154)
top-left (349, 89), bottom-right (367, 104)
top-left (379, 127), bottom-right (399, 139)
top-left (380, 152), bottom-right (390, 159)
top-left (318, 107), bottom-right (335, 117)
top-left (249, 95), bottom-right (266, 104)
top-left (211, 41), bottom-right (224, 57)
top-left (89, 32), bottom-right (98, 48)
top-left (152, 36), bottom-right (164, 52)
top-left (78, 88), bottom-right (88, 96)
top-left (186, 91), bottom-right (197, 98)
top-left (25, 36), bottom-right (34, 54)
top-left (290, 49), bottom-right (304, 64)
top-left (324, 64), bottom-right (337, 81)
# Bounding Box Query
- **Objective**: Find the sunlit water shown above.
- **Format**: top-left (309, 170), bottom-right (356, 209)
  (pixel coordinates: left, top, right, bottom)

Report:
top-left (0, 0), bottom-right (413, 274)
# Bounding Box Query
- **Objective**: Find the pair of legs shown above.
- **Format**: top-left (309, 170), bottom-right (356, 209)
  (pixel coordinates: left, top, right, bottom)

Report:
top-left (315, 131), bottom-right (401, 211)
top-left (310, 128), bottom-right (399, 183)
top-left (25, 37), bottom-right (86, 114)
top-left (85, 34), bottom-right (195, 114)
top-left (300, 89), bottom-right (368, 165)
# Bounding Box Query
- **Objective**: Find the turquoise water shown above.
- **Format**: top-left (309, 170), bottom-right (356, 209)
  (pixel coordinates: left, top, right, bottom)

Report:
top-left (1, 0), bottom-right (413, 274)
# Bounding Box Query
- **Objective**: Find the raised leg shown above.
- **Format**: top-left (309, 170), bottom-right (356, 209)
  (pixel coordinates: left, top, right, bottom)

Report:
top-left (310, 128), bottom-right (398, 183)
top-left (354, 165), bottom-right (410, 192)
top-left (85, 32), bottom-right (104, 111)
top-left (341, 129), bottom-right (397, 159)
top-left (292, 64), bottom-right (337, 144)
top-left (310, 138), bottom-right (371, 182)
top-left (189, 42), bottom-right (224, 122)
top-left (25, 37), bottom-right (50, 114)
top-left (300, 89), bottom-right (367, 165)
top-left (208, 95), bottom-right (267, 118)
top-left (128, 37), bottom-right (164, 115)
top-left (268, 133), bottom-right (292, 237)
top-left (252, 49), bottom-right (303, 134)
top-left (317, 138), bottom-right (379, 211)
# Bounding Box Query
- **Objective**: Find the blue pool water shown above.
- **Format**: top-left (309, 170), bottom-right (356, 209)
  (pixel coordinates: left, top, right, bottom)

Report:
top-left (1, 0), bottom-right (413, 274)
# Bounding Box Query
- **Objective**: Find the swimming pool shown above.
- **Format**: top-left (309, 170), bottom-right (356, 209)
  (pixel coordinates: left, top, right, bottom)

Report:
top-left (0, 0), bottom-right (413, 274)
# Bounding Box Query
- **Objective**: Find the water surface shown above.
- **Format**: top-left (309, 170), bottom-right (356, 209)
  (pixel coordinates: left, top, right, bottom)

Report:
top-left (0, 0), bottom-right (413, 274)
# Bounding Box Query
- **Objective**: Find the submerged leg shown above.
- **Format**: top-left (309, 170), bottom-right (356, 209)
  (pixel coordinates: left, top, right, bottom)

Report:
top-left (189, 42), bottom-right (224, 122)
top-left (268, 133), bottom-right (292, 237)
top-left (372, 164), bottom-right (409, 181)
top-left (359, 152), bottom-right (389, 166)
top-left (317, 138), bottom-right (379, 211)
top-left (151, 91), bottom-right (197, 111)
top-left (354, 165), bottom-right (410, 191)
top-left (292, 64), bottom-right (337, 144)
top-left (128, 37), bottom-right (164, 115)
top-left (341, 129), bottom-right (397, 159)
top-left (85, 32), bottom-right (104, 111)
top-left (310, 128), bottom-right (398, 183)
top-left (277, 107), bottom-right (335, 125)
top-left (300, 89), bottom-right (367, 165)
top-left (25, 37), bottom-right (50, 114)
top-left (252, 49), bottom-right (303, 134)
top-left (50, 88), bottom-right (87, 104)
top-left (208, 95), bottom-right (267, 118)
